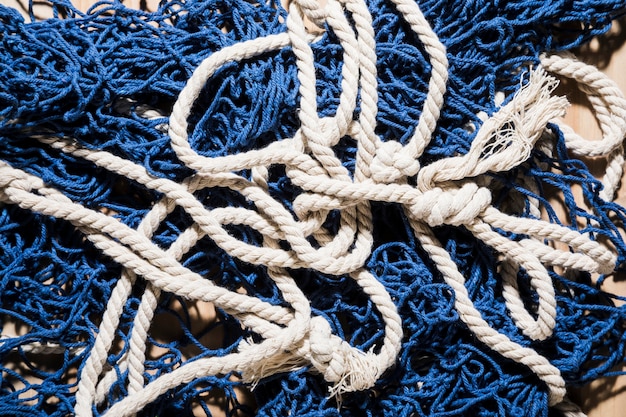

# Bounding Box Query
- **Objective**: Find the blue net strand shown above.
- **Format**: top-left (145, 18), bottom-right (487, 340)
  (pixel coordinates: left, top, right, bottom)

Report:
top-left (2, 0), bottom-right (626, 416)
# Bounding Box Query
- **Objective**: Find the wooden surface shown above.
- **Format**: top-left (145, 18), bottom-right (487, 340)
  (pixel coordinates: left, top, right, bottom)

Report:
top-left (3, 0), bottom-right (626, 415)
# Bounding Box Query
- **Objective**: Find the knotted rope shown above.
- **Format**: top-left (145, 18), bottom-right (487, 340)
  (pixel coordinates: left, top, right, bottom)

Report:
top-left (1, 0), bottom-right (626, 416)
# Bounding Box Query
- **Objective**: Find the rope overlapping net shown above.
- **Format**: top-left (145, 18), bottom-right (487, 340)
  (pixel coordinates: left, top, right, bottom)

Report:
top-left (2, 0), bottom-right (626, 416)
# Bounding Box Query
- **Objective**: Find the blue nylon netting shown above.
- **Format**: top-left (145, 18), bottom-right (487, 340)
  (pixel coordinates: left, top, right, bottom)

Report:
top-left (1, 0), bottom-right (626, 416)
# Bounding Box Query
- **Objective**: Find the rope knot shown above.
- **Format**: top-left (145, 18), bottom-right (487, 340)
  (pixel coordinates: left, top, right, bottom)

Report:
top-left (293, 0), bottom-right (328, 30)
top-left (317, 116), bottom-right (342, 147)
top-left (370, 141), bottom-right (420, 183)
top-left (309, 317), bottom-right (380, 395)
top-left (410, 183), bottom-right (491, 227)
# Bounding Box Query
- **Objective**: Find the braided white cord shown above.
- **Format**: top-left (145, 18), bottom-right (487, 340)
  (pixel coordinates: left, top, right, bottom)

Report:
top-left (0, 164), bottom-right (296, 322)
top-left (541, 52), bottom-right (626, 201)
top-left (344, 0), bottom-right (378, 181)
top-left (73, 270), bottom-right (136, 417)
top-left (408, 218), bottom-right (567, 405)
top-left (541, 53), bottom-right (626, 158)
top-left (470, 221), bottom-right (557, 341)
top-left (91, 172), bottom-right (176, 407)
top-left (387, 0), bottom-right (448, 161)
top-left (319, 0), bottom-right (360, 140)
top-left (42, 138), bottom-right (370, 275)
top-left (602, 145), bottom-right (626, 202)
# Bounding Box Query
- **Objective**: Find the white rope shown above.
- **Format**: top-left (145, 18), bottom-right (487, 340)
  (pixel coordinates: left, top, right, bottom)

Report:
top-left (541, 52), bottom-right (626, 202)
top-left (0, 1), bottom-right (623, 415)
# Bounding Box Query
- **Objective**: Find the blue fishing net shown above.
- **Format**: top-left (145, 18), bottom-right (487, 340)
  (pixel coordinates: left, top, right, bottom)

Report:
top-left (1, 0), bottom-right (626, 416)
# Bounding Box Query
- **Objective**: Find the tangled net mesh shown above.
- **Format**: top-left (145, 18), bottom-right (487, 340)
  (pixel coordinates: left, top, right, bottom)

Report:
top-left (1, 0), bottom-right (626, 416)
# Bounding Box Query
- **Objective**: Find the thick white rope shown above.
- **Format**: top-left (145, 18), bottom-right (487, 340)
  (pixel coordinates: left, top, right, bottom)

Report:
top-left (0, 0), bottom-right (624, 415)
top-left (541, 52), bottom-right (626, 202)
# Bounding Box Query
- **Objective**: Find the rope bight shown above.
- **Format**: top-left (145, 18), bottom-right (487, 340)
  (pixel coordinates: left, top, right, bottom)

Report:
top-left (1, 0), bottom-right (626, 416)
